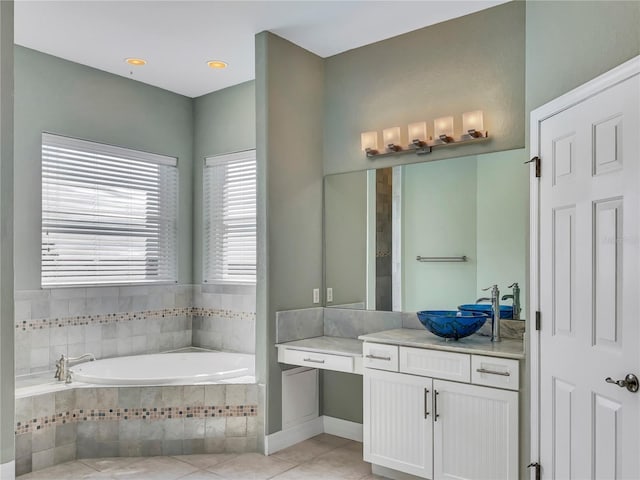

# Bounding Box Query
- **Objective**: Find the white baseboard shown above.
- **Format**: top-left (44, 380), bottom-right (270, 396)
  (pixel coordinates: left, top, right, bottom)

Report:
top-left (265, 415), bottom-right (363, 455)
top-left (0, 460), bottom-right (15, 480)
top-left (264, 416), bottom-right (324, 455)
top-left (322, 416), bottom-right (363, 442)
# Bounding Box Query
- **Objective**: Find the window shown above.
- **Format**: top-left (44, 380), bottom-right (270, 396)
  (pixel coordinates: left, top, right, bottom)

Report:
top-left (41, 133), bottom-right (178, 287)
top-left (203, 150), bottom-right (256, 284)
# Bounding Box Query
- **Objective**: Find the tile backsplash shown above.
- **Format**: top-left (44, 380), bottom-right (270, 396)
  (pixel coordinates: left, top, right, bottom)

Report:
top-left (15, 284), bottom-right (256, 376)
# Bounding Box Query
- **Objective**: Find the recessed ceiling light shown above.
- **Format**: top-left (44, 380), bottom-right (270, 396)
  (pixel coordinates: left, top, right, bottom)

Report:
top-left (125, 58), bottom-right (147, 66)
top-left (207, 60), bottom-right (228, 69)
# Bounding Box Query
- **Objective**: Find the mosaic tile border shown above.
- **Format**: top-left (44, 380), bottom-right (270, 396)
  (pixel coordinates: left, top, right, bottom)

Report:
top-left (191, 308), bottom-right (256, 321)
top-left (15, 404), bottom-right (258, 435)
top-left (16, 308), bottom-right (256, 332)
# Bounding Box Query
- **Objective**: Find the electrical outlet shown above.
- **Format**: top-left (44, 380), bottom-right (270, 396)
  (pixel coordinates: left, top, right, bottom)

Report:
top-left (327, 287), bottom-right (333, 302)
top-left (313, 288), bottom-right (320, 304)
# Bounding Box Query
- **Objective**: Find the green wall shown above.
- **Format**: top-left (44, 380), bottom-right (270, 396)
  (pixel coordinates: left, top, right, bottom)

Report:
top-left (526, 0), bottom-right (640, 115)
top-left (0, 0), bottom-right (13, 467)
top-left (323, 1), bottom-right (525, 176)
top-left (324, 170), bottom-right (367, 307)
top-left (14, 46), bottom-right (194, 290)
top-left (193, 81), bottom-right (256, 282)
top-left (255, 32), bottom-right (325, 435)
top-left (321, 371), bottom-right (363, 423)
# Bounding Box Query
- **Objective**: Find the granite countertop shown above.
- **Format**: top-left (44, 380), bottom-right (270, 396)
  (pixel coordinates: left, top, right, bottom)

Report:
top-left (359, 328), bottom-right (525, 360)
top-left (275, 336), bottom-right (363, 357)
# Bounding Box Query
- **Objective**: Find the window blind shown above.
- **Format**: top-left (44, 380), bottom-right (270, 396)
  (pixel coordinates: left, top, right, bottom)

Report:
top-left (203, 150), bottom-right (256, 284)
top-left (41, 133), bottom-right (178, 287)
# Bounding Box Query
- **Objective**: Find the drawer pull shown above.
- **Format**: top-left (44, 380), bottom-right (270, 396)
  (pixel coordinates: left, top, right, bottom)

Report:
top-left (476, 368), bottom-right (510, 377)
top-left (424, 388), bottom-right (430, 418)
top-left (303, 358), bottom-right (325, 364)
top-left (366, 354), bottom-right (392, 361)
top-left (434, 390), bottom-right (439, 421)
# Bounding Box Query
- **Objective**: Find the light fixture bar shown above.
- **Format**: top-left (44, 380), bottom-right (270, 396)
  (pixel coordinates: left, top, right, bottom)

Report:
top-left (365, 131), bottom-right (489, 159)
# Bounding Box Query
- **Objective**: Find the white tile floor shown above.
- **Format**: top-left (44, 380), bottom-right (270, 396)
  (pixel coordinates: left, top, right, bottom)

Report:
top-left (17, 434), bottom-right (384, 480)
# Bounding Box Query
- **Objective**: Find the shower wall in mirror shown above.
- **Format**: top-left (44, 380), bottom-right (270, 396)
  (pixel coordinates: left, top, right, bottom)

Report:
top-left (323, 149), bottom-right (528, 315)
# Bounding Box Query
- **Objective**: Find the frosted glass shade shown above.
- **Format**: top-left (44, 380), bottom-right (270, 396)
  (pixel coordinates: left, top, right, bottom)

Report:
top-left (463, 110), bottom-right (484, 133)
top-left (434, 116), bottom-right (454, 139)
top-left (383, 126), bottom-right (402, 147)
top-left (361, 131), bottom-right (378, 151)
top-left (408, 122), bottom-right (427, 143)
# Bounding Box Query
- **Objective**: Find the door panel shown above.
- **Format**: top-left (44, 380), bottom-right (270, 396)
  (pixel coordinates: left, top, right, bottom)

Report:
top-left (552, 206), bottom-right (575, 336)
top-left (593, 393), bottom-right (622, 479)
top-left (593, 198), bottom-right (622, 349)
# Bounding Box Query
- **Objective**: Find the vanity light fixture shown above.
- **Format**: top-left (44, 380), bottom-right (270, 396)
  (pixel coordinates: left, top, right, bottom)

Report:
top-left (383, 127), bottom-right (402, 152)
top-left (462, 110), bottom-right (484, 138)
top-left (362, 111), bottom-right (489, 159)
top-left (361, 131), bottom-right (379, 156)
top-left (408, 121), bottom-right (428, 148)
top-left (434, 116), bottom-right (454, 143)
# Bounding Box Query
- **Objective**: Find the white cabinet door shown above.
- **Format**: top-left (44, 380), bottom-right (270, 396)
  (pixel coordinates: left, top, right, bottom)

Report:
top-left (364, 368), bottom-right (433, 478)
top-left (433, 380), bottom-right (518, 480)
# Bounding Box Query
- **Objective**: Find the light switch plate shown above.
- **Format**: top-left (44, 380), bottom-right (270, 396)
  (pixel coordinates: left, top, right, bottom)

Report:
top-left (327, 287), bottom-right (333, 302)
top-left (313, 288), bottom-right (320, 303)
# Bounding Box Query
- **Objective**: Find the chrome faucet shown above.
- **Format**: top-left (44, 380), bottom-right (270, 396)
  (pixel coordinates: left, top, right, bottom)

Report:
top-left (481, 284), bottom-right (501, 342)
top-left (501, 282), bottom-right (521, 320)
top-left (54, 353), bottom-right (96, 384)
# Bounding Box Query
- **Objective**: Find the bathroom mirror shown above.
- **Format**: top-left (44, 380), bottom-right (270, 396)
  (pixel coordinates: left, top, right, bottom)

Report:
top-left (323, 148), bottom-right (528, 315)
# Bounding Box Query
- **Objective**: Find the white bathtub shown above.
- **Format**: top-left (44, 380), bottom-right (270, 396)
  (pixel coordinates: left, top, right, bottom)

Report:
top-left (69, 351), bottom-right (255, 386)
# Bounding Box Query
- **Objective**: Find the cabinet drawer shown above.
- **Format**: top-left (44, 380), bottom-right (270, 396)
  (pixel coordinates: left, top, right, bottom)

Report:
top-left (363, 343), bottom-right (399, 372)
top-left (278, 348), bottom-right (354, 373)
top-left (400, 347), bottom-right (470, 383)
top-left (471, 355), bottom-right (520, 390)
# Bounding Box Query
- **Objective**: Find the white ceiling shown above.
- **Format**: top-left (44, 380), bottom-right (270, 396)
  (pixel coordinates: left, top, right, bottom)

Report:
top-left (15, 1), bottom-right (508, 98)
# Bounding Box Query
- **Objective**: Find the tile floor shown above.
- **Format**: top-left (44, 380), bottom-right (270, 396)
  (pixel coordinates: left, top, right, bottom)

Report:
top-left (17, 434), bottom-right (384, 480)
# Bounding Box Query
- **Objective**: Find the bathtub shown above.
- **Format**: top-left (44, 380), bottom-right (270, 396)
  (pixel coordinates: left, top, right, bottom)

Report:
top-left (69, 351), bottom-right (255, 385)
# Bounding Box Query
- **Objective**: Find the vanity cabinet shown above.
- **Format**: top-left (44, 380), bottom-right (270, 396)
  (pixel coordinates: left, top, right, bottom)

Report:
top-left (363, 343), bottom-right (519, 480)
top-left (364, 369), bottom-right (433, 478)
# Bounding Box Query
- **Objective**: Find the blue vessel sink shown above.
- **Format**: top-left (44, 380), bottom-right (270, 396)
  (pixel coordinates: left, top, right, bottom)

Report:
top-left (458, 304), bottom-right (514, 320)
top-left (416, 310), bottom-right (489, 340)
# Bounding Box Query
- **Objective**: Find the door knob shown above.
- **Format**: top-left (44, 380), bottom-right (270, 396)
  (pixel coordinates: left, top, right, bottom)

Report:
top-left (605, 374), bottom-right (639, 393)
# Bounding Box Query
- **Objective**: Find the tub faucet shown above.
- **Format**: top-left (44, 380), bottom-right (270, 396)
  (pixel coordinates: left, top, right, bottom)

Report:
top-left (501, 282), bottom-right (521, 320)
top-left (54, 355), bottom-right (66, 381)
top-left (481, 284), bottom-right (501, 342)
top-left (54, 353), bottom-right (96, 384)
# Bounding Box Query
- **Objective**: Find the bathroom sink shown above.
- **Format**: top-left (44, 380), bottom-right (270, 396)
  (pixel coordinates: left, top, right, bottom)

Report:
top-left (416, 310), bottom-right (489, 340)
top-left (458, 304), bottom-right (514, 320)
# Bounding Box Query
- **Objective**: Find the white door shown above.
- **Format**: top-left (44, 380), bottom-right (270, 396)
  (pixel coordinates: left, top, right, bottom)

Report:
top-left (536, 62), bottom-right (640, 479)
top-left (433, 380), bottom-right (518, 480)
top-left (363, 368), bottom-right (433, 478)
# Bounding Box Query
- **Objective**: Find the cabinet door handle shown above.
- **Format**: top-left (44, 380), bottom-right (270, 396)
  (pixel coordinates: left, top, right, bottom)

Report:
top-left (366, 354), bottom-right (392, 361)
top-left (434, 390), bottom-right (439, 421)
top-left (303, 358), bottom-right (325, 364)
top-left (424, 388), bottom-right (430, 418)
top-left (476, 368), bottom-right (511, 377)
